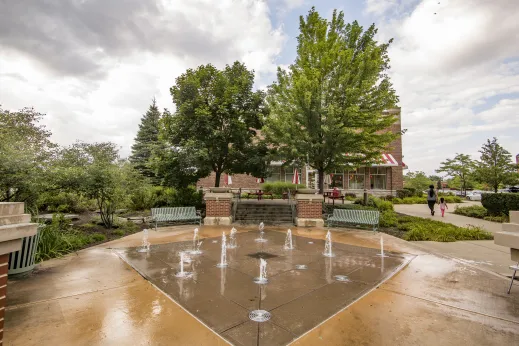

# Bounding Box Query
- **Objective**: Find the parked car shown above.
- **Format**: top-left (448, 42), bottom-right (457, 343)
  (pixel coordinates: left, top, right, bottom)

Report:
top-left (508, 186), bottom-right (519, 193)
top-left (466, 191), bottom-right (482, 201)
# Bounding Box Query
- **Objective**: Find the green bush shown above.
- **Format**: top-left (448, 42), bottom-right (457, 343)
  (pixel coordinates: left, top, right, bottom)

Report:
top-left (454, 205), bottom-right (488, 219)
top-left (355, 196), bottom-right (394, 211)
top-left (483, 215), bottom-right (507, 223)
top-left (129, 184), bottom-right (157, 211)
top-left (396, 188), bottom-right (414, 198)
top-left (112, 229), bottom-right (125, 236)
top-left (380, 210), bottom-right (398, 227)
top-left (152, 186), bottom-right (176, 207)
top-left (481, 193), bottom-right (519, 216)
top-left (398, 216), bottom-right (493, 242)
top-left (91, 233), bottom-right (107, 242)
top-left (36, 214), bottom-right (92, 262)
top-left (392, 196), bottom-right (463, 204)
top-left (37, 192), bottom-right (96, 213)
top-left (261, 182), bottom-right (305, 195)
top-left (343, 193), bottom-right (357, 198)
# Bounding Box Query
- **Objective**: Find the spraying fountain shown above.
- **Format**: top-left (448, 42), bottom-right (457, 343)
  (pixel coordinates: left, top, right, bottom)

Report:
top-left (255, 222), bottom-right (267, 242)
top-left (216, 232), bottom-right (228, 268)
top-left (228, 227), bottom-right (238, 249)
top-left (323, 230), bottom-right (334, 257)
top-left (376, 234), bottom-right (388, 258)
top-left (190, 228), bottom-right (203, 255)
top-left (175, 252), bottom-right (193, 278)
top-left (284, 229), bottom-right (294, 250)
top-left (254, 258), bottom-right (268, 284)
top-left (137, 229), bottom-right (151, 253)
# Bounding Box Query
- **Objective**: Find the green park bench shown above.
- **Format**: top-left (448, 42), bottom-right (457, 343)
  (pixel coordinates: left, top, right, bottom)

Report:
top-left (151, 207), bottom-right (202, 230)
top-left (326, 209), bottom-right (380, 231)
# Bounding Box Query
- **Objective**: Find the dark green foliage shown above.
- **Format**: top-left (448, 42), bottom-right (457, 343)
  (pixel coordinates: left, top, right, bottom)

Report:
top-left (400, 217), bottom-right (493, 242)
top-left (130, 99), bottom-right (162, 183)
top-left (264, 8), bottom-right (399, 193)
top-left (91, 233), bottom-right (107, 242)
top-left (392, 196), bottom-right (463, 204)
top-left (403, 171), bottom-right (433, 192)
top-left (261, 182), bottom-right (305, 195)
top-left (436, 154), bottom-right (475, 196)
top-left (37, 192), bottom-right (96, 213)
top-left (481, 193), bottom-right (519, 216)
top-left (354, 196), bottom-right (394, 211)
top-left (483, 215), bottom-right (507, 223)
top-left (474, 137), bottom-right (519, 192)
top-left (379, 210), bottom-right (398, 227)
top-left (453, 205), bottom-right (488, 219)
top-left (112, 229), bottom-right (125, 236)
top-left (36, 214), bottom-right (92, 262)
top-left (396, 187), bottom-right (423, 198)
top-left (162, 62), bottom-right (270, 187)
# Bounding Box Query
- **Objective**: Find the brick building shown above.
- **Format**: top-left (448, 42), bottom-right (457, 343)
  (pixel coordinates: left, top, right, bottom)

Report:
top-left (197, 108), bottom-right (406, 196)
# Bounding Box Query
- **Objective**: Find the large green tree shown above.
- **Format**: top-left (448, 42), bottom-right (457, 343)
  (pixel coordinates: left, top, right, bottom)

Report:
top-left (162, 62), bottom-right (270, 187)
top-left (0, 106), bottom-right (57, 205)
top-left (263, 8), bottom-right (399, 193)
top-left (436, 153), bottom-right (475, 196)
top-left (474, 137), bottom-right (519, 192)
top-left (129, 99), bottom-right (161, 184)
top-left (403, 171), bottom-right (433, 192)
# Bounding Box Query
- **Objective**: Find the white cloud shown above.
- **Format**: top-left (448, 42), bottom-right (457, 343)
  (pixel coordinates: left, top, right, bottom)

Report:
top-left (0, 0), bottom-right (286, 157)
top-left (370, 0), bottom-right (519, 174)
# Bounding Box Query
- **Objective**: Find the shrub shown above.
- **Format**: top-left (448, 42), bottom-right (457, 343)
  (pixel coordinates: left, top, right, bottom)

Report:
top-left (36, 214), bottom-right (92, 262)
top-left (261, 182), bottom-right (305, 195)
top-left (343, 193), bottom-right (357, 198)
top-left (396, 187), bottom-right (422, 198)
top-left (481, 193), bottom-right (519, 216)
top-left (129, 184), bottom-right (157, 211)
top-left (152, 186), bottom-right (176, 207)
top-left (454, 205), bottom-right (488, 219)
top-left (91, 233), bottom-right (107, 242)
top-left (400, 217), bottom-right (493, 242)
top-left (483, 215), bottom-right (507, 223)
top-left (112, 229), bottom-right (125, 236)
top-left (392, 196), bottom-right (463, 204)
top-left (37, 192), bottom-right (96, 213)
top-left (380, 210), bottom-right (398, 227)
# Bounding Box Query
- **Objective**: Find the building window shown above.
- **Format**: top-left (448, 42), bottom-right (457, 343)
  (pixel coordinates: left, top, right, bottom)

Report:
top-left (285, 168), bottom-right (301, 184)
top-left (348, 168), bottom-right (365, 189)
top-left (266, 167), bottom-right (282, 182)
top-left (370, 167), bottom-right (387, 190)
top-left (330, 171), bottom-right (344, 188)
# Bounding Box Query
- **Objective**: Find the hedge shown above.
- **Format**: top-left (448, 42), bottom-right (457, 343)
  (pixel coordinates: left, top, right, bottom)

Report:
top-left (481, 193), bottom-right (519, 216)
top-left (260, 182), bottom-right (305, 195)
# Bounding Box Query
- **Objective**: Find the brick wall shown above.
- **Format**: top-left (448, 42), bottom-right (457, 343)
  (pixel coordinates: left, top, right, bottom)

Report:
top-left (297, 201), bottom-right (322, 219)
top-left (205, 200), bottom-right (231, 217)
top-left (0, 254), bottom-right (7, 344)
top-left (388, 109), bottom-right (404, 190)
top-left (198, 172), bottom-right (261, 189)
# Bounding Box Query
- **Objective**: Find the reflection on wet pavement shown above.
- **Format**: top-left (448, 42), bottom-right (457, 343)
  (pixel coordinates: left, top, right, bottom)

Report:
top-left (116, 230), bottom-right (408, 346)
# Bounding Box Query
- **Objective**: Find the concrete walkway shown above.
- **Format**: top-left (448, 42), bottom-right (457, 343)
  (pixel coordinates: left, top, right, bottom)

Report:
top-left (394, 202), bottom-right (503, 234)
top-left (5, 225), bottom-right (519, 346)
top-left (394, 203), bottom-right (517, 279)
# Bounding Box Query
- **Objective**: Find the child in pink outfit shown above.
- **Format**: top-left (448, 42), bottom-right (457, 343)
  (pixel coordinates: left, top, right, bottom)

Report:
top-left (439, 197), bottom-right (448, 217)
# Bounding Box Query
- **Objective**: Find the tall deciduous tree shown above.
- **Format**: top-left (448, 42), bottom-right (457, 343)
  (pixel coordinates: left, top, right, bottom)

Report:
top-left (162, 62), bottom-right (270, 187)
top-left (130, 99), bottom-right (161, 184)
top-left (436, 154), bottom-right (475, 196)
top-left (263, 8), bottom-right (399, 193)
top-left (403, 171), bottom-right (433, 192)
top-left (474, 137), bottom-right (519, 192)
top-left (0, 106), bottom-right (57, 204)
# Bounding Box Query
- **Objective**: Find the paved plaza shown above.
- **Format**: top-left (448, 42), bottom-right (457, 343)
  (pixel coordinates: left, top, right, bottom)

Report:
top-left (5, 225), bottom-right (519, 345)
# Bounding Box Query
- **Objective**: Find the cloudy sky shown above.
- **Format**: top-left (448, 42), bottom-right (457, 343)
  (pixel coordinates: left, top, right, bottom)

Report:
top-left (1, 0), bottom-right (518, 175)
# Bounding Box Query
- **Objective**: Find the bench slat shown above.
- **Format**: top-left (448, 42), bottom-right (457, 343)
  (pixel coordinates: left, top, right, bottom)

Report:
top-left (327, 209), bottom-right (380, 230)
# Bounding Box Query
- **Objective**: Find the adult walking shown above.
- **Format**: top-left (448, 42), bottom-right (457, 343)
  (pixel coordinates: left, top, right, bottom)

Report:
top-left (426, 184), bottom-right (438, 216)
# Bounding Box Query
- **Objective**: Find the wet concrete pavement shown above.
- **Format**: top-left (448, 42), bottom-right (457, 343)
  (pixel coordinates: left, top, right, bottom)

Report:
top-left (5, 225), bottom-right (519, 345)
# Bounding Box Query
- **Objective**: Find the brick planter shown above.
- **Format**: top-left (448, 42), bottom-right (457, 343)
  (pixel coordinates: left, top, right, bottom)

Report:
top-left (0, 202), bottom-right (38, 344)
top-left (295, 194), bottom-right (324, 227)
top-left (204, 192), bottom-right (233, 226)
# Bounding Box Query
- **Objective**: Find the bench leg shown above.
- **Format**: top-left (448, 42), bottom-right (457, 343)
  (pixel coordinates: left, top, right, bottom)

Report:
top-left (155, 221), bottom-right (157, 232)
top-left (508, 263), bottom-right (518, 294)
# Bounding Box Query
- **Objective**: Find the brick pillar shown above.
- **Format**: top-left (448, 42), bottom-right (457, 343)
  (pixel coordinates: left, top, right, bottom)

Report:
top-left (204, 192), bottom-right (233, 226)
top-left (295, 193), bottom-right (324, 227)
top-left (0, 202), bottom-right (38, 345)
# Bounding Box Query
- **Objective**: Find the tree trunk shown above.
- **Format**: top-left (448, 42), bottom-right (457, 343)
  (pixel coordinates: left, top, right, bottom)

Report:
top-left (318, 169), bottom-right (324, 194)
top-left (214, 171), bottom-right (221, 187)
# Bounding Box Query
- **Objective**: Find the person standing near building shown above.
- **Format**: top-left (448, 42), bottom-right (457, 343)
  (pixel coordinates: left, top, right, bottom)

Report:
top-left (426, 185), bottom-right (438, 216)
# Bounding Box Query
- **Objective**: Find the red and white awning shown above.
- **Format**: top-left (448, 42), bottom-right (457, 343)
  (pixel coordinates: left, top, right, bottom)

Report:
top-left (224, 174), bottom-right (232, 185)
top-left (375, 153), bottom-right (398, 167)
top-left (344, 153), bottom-right (399, 167)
